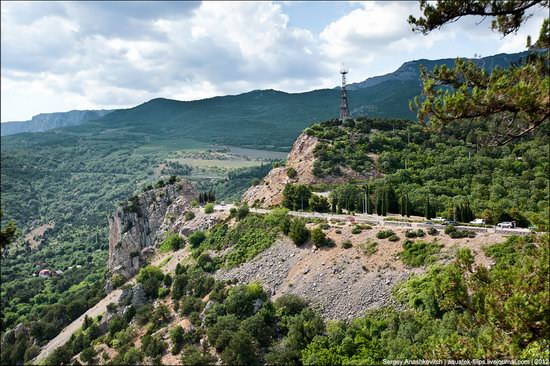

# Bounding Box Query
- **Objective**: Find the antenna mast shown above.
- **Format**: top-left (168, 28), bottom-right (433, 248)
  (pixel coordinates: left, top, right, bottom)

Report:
top-left (340, 63), bottom-right (350, 120)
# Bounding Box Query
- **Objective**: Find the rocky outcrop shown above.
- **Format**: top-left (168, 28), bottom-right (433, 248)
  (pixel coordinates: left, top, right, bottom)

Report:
top-left (107, 180), bottom-right (198, 280)
top-left (242, 131), bottom-right (375, 208)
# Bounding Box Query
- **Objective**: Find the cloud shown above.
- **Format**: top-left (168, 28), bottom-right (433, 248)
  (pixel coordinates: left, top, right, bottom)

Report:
top-left (1, 1), bottom-right (546, 121)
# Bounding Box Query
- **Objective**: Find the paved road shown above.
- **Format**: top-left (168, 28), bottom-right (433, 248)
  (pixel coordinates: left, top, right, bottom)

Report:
top-left (214, 204), bottom-right (531, 235)
top-left (34, 248), bottom-right (188, 364)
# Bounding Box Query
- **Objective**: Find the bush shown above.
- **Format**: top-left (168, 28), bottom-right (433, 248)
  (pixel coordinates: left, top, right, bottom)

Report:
top-left (400, 240), bottom-right (443, 267)
top-left (160, 234), bottom-right (184, 252)
top-left (311, 227), bottom-right (328, 247)
top-left (289, 219), bottom-right (309, 246)
top-left (111, 274), bottom-right (126, 289)
top-left (449, 229), bottom-right (477, 239)
top-left (184, 211), bottom-right (195, 221)
top-left (236, 205), bottom-right (249, 221)
top-left (388, 234), bottom-right (400, 242)
top-left (341, 240), bottom-right (353, 249)
top-left (287, 167), bottom-right (298, 178)
top-left (204, 203), bottom-right (214, 214)
top-left (427, 227), bottom-right (439, 235)
top-left (358, 240), bottom-right (378, 256)
top-left (377, 230), bottom-right (396, 239)
top-left (80, 346), bottom-right (97, 363)
top-left (136, 265), bottom-right (164, 299)
top-left (351, 226), bottom-right (362, 234)
top-left (444, 225), bottom-right (456, 234)
top-left (181, 345), bottom-right (216, 366)
top-left (123, 347), bottom-right (143, 365)
top-left (405, 229), bottom-right (426, 238)
top-left (229, 207), bottom-right (237, 218)
top-left (188, 231), bottom-right (206, 247)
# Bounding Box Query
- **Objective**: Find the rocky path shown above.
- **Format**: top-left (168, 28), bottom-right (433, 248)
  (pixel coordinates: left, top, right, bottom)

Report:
top-left (33, 248), bottom-right (188, 364)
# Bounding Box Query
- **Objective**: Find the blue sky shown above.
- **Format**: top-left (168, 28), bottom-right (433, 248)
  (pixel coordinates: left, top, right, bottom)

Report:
top-left (1, 1), bottom-right (547, 122)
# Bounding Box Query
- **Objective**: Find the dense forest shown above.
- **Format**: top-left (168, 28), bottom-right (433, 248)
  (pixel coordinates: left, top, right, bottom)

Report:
top-left (301, 117), bottom-right (548, 228)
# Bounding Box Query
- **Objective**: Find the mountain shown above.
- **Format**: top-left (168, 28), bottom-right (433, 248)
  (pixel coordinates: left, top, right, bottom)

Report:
top-left (67, 81), bottom-right (420, 151)
top-left (0, 109), bottom-right (113, 136)
top-left (345, 51), bottom-right (530, 90)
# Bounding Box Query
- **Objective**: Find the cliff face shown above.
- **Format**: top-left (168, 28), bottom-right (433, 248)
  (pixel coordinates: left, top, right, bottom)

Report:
top-left (107, 180), bottom-right (198, 279)
top-left (242, 132), bottom-right (376, 208)
top-left (1, 109), bottom-right (112, 136)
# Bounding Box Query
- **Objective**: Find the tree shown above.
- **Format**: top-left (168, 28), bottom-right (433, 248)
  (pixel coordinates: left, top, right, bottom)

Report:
top-left (220, 330), bottom-right (259, 366)
top-left (283, 184), bottom-right (312, 211)
top-left (170, 325), bottom-right (185, 355)
top-left (288, 219), bottom-right (309, 246)
top-left (188, 231), bottom-right (206, 247)
top-left (425, 195), bottom-right (433, 219)
top-left (1, 210), bottom-right (18, 254)
top-left (236, 204), bottom-right (249, 221)
top-left (409, 0), bottom-right (549, 146)
top-left (136, 265), bottom-right (164, 298)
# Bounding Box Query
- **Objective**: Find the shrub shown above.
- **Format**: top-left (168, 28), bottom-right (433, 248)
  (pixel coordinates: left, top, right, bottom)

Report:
top-left (80, 346), bottom-right (97, 363)
top-left (160, 234), bottom-right (184, 252)
top-left (377, 230), bottom-right (396, 239)
top-left (111, 274), bottom-right (126, 289)
top-left (236, 205), bottom-right (249, 221)
top-left (358, 240), bottom-right (378, 256)
top-left (287, 167), bottom-right (298, 178)
top-left (311, 227), bottom-right (328, 247)
top-left (405, 229), bottom-right (426, 238)
top-left (388, 234), bottom-right (400, 242)
top-left (427, 227), bottom-right (439, 235)
top-left (184, 211), bottom-right (195, 221)
top-left (265, 207), bottom-right (291, 234)
top-left (181, 345), bottom-right (216, 366)
top-left (351, 226), bottom-right (362, 234)
top-left (341, 240), bottom-right (353, 249)
top-left (289, 219), bottom-right (309, 246)
top-left (136, 265), bottom-right (164, 299)
top-left (449, 229), bottom-right (477, 239)
top-left (204, 203), bottom-right (214, 214)
top-left (444, 225), bottom-right (456, 235)
top-left (400, 240), bottom-right (443, 267)
top-left (123, 347), bottom-right (143, 365)
top-left (188, 231), bottom-right (206, 247)
top-left (229, 207), bottom-right (237, 218)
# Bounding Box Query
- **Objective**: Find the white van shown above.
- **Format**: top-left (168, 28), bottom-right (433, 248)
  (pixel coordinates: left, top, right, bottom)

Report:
top-left (469, 219), bottom-right (486, 225)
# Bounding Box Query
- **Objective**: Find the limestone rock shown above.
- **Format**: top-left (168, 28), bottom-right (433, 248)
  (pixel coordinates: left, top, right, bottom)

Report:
top-left (131, 283), bottom-right (147, 308)
top-left (107, 180), bottom-right (198, 281)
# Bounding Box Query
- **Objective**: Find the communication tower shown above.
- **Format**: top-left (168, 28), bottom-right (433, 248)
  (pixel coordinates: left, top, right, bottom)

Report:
top-left (340, 63), bottom-right (350, 119)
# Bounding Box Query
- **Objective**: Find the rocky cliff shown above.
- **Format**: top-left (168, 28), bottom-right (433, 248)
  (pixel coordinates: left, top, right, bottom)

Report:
top-left (1, 109), bottom-right (112, 136)
top-left (107, 180), bottom-right (198, 280)
top-left (242, 131), bottom-right (375, 208)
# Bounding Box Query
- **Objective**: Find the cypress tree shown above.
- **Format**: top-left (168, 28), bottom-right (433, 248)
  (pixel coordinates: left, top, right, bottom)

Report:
top-left (425, 195), bottom-right (432, 219)
top-left (406, 193), bottom-right (410, 217)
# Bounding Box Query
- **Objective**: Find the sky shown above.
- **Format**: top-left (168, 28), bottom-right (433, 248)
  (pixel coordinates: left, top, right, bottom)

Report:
top-left (1, 1), bottom-right (547, 122)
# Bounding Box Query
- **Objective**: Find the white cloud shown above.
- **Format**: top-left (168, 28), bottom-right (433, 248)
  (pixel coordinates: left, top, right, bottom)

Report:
top-left (1, 1), bottom-right (547, 121)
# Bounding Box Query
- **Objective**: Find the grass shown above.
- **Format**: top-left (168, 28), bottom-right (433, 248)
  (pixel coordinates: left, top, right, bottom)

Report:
top-left (170, 158), bottom-right (264, 169)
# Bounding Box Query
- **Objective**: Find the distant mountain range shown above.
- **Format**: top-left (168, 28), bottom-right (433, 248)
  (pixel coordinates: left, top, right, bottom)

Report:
top-left (1, 51), bottom-right (530, 142)
top-left (1, 109), bottom-right (113, 136)
top-left (344, 51), bottom-right (530, 90)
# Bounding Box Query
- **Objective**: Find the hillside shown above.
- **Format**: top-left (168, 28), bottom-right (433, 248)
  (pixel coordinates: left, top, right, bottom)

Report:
top-left (1, 109), bottom-right (112, 136)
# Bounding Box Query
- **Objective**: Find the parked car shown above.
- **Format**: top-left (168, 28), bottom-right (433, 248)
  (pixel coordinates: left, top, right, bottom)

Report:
top-left (443, 220), bottom-right (458, 226)
top-left (470, 219), bottom-right (486, 225)
top-left (497, 221), bottom-right (516, 229)
top-left (432, 217), bottom-right (446, 223)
